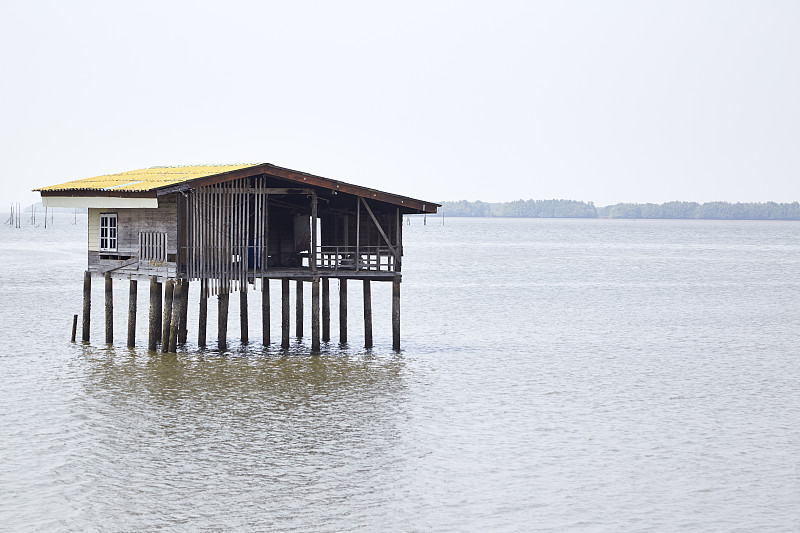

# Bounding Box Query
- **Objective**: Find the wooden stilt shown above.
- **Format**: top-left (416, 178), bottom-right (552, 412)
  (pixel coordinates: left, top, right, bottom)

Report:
top-left (392, 278), bottom-right (401, 351)
top-left (71, 314), bottom-right (78, 342)
top-left (281, 278), bottom-right (290, 348)
top-left (312, 278), bottom-right (320, 352)
top-left (104, 272), bottom-right (113, 344)
top-left (161, 279), bottom-right (174, 353)
top-left (82, 271), bottom-right (91, 342)
top-left (178, 280), bottom-right (189, 345)
top-left (154, 280), bottom-right (162, 342)
top-left (218, 290), bottom-right (229, 351)
top-left (198, 283), bottom-right (207, 347)
top-left (127, 279), bottom-right (137, 348)
top-left (363, 279), bottom-right (372, 348)
top-left (262, 278), bottom-right (270, 345)
top-left (148, 276), bottom-right (160, 351)
top-left (168, 280), bottom-right (182, 353)
top-left (322, 278), bottom-right (330, 342)
top-left (240, 286), bottom-right (249, 343)
top-left (296, 280), bottom-right (303, 337)
top-left (339, 278), bottom-right (347, 343)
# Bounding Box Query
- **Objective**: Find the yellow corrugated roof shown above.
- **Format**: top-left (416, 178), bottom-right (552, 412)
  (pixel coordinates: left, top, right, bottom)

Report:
top-left (35, 164), bottom-right (259, 192)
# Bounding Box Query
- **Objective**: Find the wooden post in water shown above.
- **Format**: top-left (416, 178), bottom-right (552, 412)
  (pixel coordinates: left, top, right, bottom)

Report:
top-left (104, 272), bottom-right (113, 344)
top-left (240, 286), bottom-right (249, 343)
top-left (322, 278), bottom-right (330, 342)
top-left (148, 276), bottom-right (160, 351)
top-left (82, 271), bottom-right (91, 342)
top-left (161, 279), bottom-right (174, 353)
top-left (168, 280), bottom-right (182, 353)
top-left (154, 279), bottom-right (162, 342)
top-left (296, 280), bottom-right (303, 338)
top-left (392, 278), bottom-right (401, 351)
top-left (127, 279), bottom-right (137, 348)
top-left (339, 279), bottom-right (348, 343)
top-left (218, 290), bottom-right (229, 351)
top-left (281, 279), bottom-right (290, 348)
top-left (198, 283), bottom-right (207, 347)
top-left (178, 280), bottom-right (189, 345)
top-left (71, 314), bottom-right (78, 342)
top-left (312, 278), bottom-right (321, 352)
top-left (363, 279), bottom-right (372, 348)
top-left (262, 278), bottom-right (270, 345)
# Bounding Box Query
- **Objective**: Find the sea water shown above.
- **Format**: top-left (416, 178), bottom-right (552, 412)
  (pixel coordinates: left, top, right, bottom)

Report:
top-left (1, 216), bottom-right (799, 531)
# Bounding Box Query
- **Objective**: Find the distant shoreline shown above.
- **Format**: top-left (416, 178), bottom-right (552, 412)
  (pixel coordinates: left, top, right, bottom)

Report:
top-left (435, 199), bottom-right (800, 221)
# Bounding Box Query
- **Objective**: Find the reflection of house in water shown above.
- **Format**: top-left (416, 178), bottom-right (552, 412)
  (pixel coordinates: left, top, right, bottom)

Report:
top-left (36, 163), bottom-right (439, 352)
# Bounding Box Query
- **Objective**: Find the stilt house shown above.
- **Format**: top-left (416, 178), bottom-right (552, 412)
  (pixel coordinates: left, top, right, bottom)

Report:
top-left (35, 163), bottom-right (439, 351)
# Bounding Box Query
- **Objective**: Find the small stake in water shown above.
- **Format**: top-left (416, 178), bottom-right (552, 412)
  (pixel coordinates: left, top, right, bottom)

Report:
top-left (71, 314), bottom-right (78, 342)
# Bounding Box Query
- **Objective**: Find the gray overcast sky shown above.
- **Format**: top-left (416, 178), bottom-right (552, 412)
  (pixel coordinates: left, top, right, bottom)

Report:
top-left (1, 0), bottom-right (798, 208)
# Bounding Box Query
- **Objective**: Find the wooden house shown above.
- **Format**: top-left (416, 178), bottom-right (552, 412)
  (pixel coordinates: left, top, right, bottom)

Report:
top-left (36, 163), bottom-right (439, 352)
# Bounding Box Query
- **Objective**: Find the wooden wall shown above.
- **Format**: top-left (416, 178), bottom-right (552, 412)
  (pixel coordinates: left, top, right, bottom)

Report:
top-left (87, 198), bottom-right (177, 254)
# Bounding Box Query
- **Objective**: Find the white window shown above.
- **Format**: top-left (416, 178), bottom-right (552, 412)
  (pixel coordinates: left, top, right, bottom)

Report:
top-left (100, 213), bottom-right (118, 251)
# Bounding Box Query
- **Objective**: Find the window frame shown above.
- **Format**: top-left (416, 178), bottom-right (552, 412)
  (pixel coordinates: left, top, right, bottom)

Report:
top-left (99, 212), bottom-right (118, 252)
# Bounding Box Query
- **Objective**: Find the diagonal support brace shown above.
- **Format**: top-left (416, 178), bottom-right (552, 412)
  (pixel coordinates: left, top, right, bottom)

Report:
top-left (360, 197), bottom-right (401, 265)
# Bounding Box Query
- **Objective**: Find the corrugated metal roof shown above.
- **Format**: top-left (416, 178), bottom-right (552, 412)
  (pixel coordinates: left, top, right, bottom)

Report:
top-left (34, 164), bottom-right (259, 192)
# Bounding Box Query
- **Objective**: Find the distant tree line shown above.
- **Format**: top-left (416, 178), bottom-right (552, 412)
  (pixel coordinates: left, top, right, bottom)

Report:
top-left (439, 199), bottom-right (800, 220)
top-left (440, 199), bottom-right (598, 218)
top-left (597, 201), bottom-right (800, 220)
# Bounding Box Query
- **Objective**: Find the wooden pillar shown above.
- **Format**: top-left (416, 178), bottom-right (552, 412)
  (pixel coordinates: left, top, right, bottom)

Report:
top-left (295, 280), bottom-right (303, 338)
top-left (262, 278), bottom-right (270, 345)
top-left (178, 280), bottom-right (189, 345)
top-left (363, 279), bottom-right (372, 348)
top-left (218, 290), bottom-right (229, 351)
top-left (161, 279), bottom-right (174, 353)
top-left (81, 271), bottom-right (91, 342)
top-left (154, 279), bottom-right (162, 342)
top-left (240, 286), bottom-right (249, 343)
top-left (392, 278), bottom-right (401, 351)
top-left (104, 272), bottom-right (113, 344)
top-left (322, 278), bottom-right (330, 342)
top-left (71, 315), bottom-right (78, 342)
top-left (168, 280), bottom-right (182, 353)
top-left (312, 278), bottom-right (320, 352)
top-left (148, 276), bottom-right (160, 351)
top-left (198, 283), bottom-right (207, 347)
top-left (339, 279), bottom-right (347, 343)
top-left (127, 279), bottom-right (137, 348)
top-left (281, 279), bottom-right (290, 348)
top-left (311, 191), bottom-right (318, 273)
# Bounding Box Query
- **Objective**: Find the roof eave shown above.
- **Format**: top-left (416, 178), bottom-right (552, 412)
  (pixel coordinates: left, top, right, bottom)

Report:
top-left (155, 163), bottom-right (440, 214)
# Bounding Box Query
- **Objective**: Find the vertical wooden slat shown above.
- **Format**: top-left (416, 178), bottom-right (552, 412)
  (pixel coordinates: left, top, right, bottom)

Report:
top-left (355, 197), bottom-right (360, 272)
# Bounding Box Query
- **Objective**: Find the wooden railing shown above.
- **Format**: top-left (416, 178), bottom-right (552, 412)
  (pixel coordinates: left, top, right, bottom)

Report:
top-left (315, 245), bottom-right (396, 272)
top-left (139, 232), bottom-right (168, 263)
